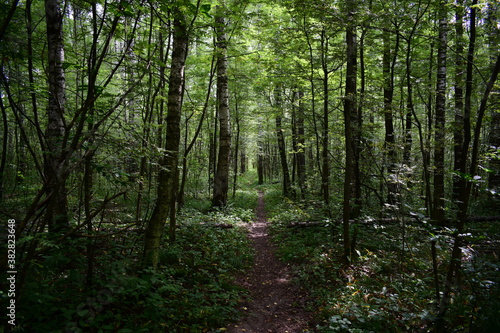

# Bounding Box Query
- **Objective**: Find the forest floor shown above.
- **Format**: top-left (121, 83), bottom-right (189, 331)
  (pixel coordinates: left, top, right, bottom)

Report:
top-left (226, 191), bottom-right (313, 333)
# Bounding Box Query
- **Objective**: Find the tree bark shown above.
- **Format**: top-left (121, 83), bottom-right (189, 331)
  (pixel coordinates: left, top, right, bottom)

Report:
top-left (233, 99), bottom-right (240, 198)
top-left (383, 30), bottom-right (398, 206)
top-left (295, 90), bottom-right (306, 198)
top-left (343, 0), bottom-right (357, 264)
top-left (212, 6), bottom-right (231, 207)
top-left (297, 93), bottom-right (306, 197)
top-left (486, 1), bottom-right (500, 192)
top-left (0, 96), bottom-right (8, 202)
top-left (431, 1), bottom-right (448, 225)
top-left (44, 0), bottom-right (69, 233)
top-left (276, 113), bottom-right (292, 197)
top-left (321, 29), bottom-right (330, 206)
top-left (453, 1), bottom-right (465, 202)
top-left (143, 11), bottom-right (188, 268)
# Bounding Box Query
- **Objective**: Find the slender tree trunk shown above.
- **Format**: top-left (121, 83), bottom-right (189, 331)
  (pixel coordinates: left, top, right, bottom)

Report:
top-left (303, 17), bottom-right (322, 194)
top-left (276, 112), bottom-right (292, 197)
top-left (84, 2), bottom-right (99, 288)
top-left (453, 1), bottom-right (465, 202)
top-left (431, 1), bottom-right (448, 225)
top-left (257, 124), bottom-right (264, 185)
top-left (0, 0), bottom-right (19, 42)
top-left (343, 0), bottom-right (357, 264)
top-left (383, 30), bottom-right (398, 206)
top-left (233, 99), bottom-right (240, 198)
top-left (136, 15), bottom-right (167, 224)
top-left (423, 40), bottom-right (435, 215)
top-left (25, 0), bottom-right (43, 182)
top-left (178, 55), bottom-right (214, 209)
top-left (403, 4), bottom-right (425, 167)
top-left (143, 11), bottom-right (188, 268)
top-left (320, 29), bottom-right (330, 206)
top-left (212, 6), bottom-right (231, 207)
top-left (240, 144), bottom-right (246, 174)
top-left (486, 2), bottom-right (500, 192)
top-left (44, 0), bottom-right (69, 233)
top-left (296, 90), bottom-right (306, 198)
top-left (0, 97), bottom-right (8, 202)
top-left (274, 86), bottom-right (292, 197)
top-left (438, 52), bottom-right (499, 333)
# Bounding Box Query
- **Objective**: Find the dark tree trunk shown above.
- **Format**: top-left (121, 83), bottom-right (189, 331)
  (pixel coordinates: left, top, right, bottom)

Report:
top-left (383, 30), bottom-right (398, 206)
top-left (431, 1), bottom-right (448, 225)
top-left (240, 143), bottom-right (246, 174)
top-left (44, 0), bottom-right (69, 233)
top-left (143, 11), bottom-right (188, 268)
top-left (486, 2), bottom-right (500, 193)
top-left (212, 6), bottom-right (231, 207)
top-left (343, 0), bottom-right (357, 264)
top-left (0, 97), bottom-right (8, 202)
top-left (453, 1), bottom-right (465, 202)
top-left (321, 29), bottom-right (330, 206)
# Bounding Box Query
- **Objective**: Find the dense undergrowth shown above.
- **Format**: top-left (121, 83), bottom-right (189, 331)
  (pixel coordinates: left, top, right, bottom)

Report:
top-left (4, 190), bottom-right (258, 333)
top-left (263, 184), bottom-right (500, 332)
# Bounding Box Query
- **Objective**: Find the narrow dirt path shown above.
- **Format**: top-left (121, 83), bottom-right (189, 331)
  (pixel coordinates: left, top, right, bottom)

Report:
top-left (227, 191), bottom-right (312, 333)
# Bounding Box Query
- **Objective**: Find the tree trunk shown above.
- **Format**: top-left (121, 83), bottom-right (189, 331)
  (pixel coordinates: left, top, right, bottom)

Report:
top-left (143, 11), bottom-right (188, 268)
top-left (0, 96), bottom-right (8, 202)
top-left (44, 0), bottom-right (69, 233)
top-left (212, 6), bottom-right (231, 207)
top-left (258, 124), bottom-right (264, 185)
top-left (276, 114), bottom-right (292, 197)
top-left (321, 29), bottom-right (330, 206)
top-left (240, 143), bottom-right (246, 174)
top-left (453, 1), bottom-right (465, 202)
top-left (383, 30), bottom-right (398, 206)
top-left (439, 49), bottom-right (499, 333)
top-left (486, 2), bottom-right (500, 192)
top-left (233, 100), bottom-right (240, 198)
top-left (178, 55), bottom-right (214, 209)
top-left (274, 86), bottom-right (292, 197)
top-left (84, 2), bottom-right (99, 288)
top-left (294, 90), bottom-right (306, 198)
top-left (343, 0), bottom-right (357, 264)
top-left (431, 1), bottom-right (448, 225)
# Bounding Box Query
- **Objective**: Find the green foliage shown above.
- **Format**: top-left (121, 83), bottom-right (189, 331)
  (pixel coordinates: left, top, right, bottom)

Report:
top-left (11, 198), bottom-right (253, 333)
top-left (265, 195), bottom-right (500, 332)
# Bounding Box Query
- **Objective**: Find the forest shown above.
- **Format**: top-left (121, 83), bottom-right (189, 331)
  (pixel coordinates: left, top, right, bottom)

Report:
top-left (0, 0), bottom-right (499, 332)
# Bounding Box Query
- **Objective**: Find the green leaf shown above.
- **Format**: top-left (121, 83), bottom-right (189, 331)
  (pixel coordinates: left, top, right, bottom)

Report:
top-left (201, 4), bottom-right (212, 17)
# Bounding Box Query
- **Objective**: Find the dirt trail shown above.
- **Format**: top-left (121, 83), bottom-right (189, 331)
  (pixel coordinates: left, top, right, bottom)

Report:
top-left (227, 191), bottom-right (312, 333)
